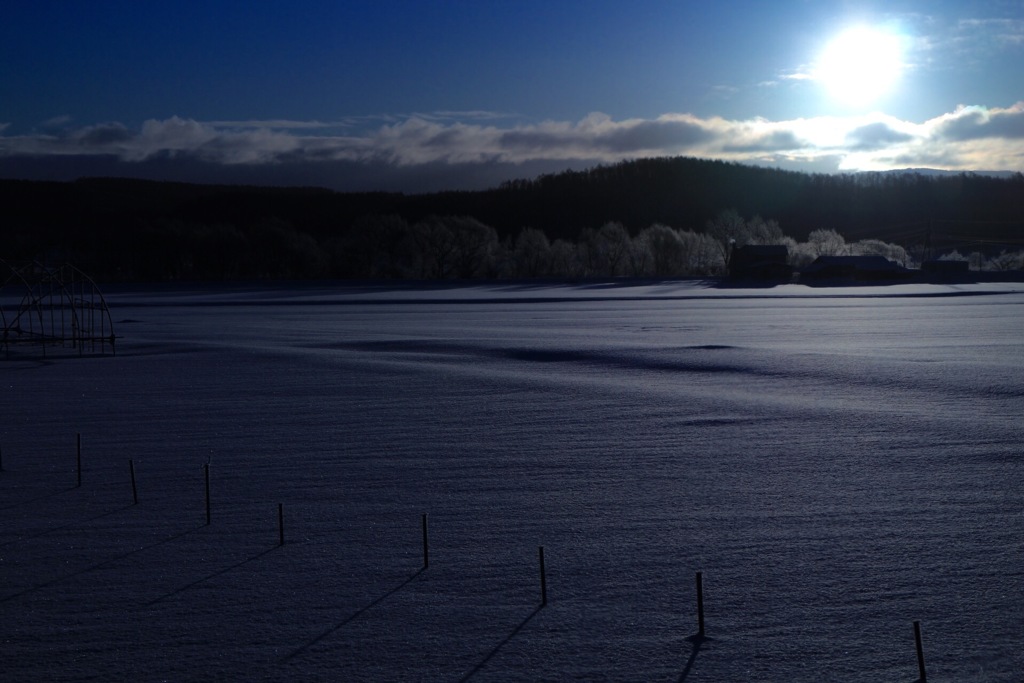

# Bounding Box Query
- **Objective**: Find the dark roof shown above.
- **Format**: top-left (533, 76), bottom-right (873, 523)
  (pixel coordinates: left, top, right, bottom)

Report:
top-left (729, 244), bottom-right (792, 280)
top-left (804, 255), bottom-right (904, 271)
top-left (734, 244), bottom-right (788, 256)
top-left (922, 259), bottom-right (970, 272)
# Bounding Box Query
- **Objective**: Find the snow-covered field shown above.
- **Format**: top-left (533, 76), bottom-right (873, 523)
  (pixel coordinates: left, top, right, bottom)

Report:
top-left (3, 280), bottom-right (1022, 682)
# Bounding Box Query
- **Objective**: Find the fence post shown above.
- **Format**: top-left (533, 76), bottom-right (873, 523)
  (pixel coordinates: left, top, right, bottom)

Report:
top-left (129, 459), bottom-right (138, 504)
top-left (696, 571), bottom-right (705, 638)
top-left (278, 503), bottom-right (285, 546)
top-left (914, 620), bottom-right (927, 682)
top-left (422, 514), bottom-right (429, 569)
top-left (204, 463), bottom-right (211, 525)
top-left (539, 546), bottom-right (548, 606)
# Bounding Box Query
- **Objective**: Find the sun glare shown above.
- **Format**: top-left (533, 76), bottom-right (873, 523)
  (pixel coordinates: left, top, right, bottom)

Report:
top-left (816, 26), bottom-right (903, 107)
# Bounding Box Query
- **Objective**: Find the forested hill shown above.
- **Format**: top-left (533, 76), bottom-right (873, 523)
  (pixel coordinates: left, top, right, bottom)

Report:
top-left (469, 158), bottom-right (1024, 242)
top-left (2, 156), bottom-right (1023, 281)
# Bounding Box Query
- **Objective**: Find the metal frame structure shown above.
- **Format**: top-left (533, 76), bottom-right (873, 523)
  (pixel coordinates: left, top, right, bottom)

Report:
top-left (1, 259), bottom-right (116, 358)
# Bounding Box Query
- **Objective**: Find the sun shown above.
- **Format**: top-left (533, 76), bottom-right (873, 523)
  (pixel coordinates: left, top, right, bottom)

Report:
top-left (816, 26), bottom-right (904, 107)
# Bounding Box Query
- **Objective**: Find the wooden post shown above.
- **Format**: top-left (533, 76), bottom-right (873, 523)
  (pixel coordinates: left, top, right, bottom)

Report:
top-left (914, 620), bottom-right (927, 682)
top-left (76, 433), bottom-right (82, 487)
top-left (539, 546), bottom-right (548, 606)
top-left (696, 571), bottom-right (705, 638)
top-left (204, 463), bottom-right (211, 526)
top-left (278, 503), bottom-right (285, 546)
top-left (421, 513), bottom-right (429, 569)
top-left (129, 459), bottom-right (138, 505)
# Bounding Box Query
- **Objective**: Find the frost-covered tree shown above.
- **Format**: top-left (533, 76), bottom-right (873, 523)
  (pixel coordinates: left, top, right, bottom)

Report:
top-left (513, 227), bottom-right (551, 277)
top-left (788, 240), bottom-right (819, 269)
top-left (412, 216), bottom-right (457, 279)
top-left (448, 216), bottom-right (499, 279)
top-left (548, 238), bottom-right (582, 278)
top-left (987, 250), bottom-right (1024, 271)
top-left (576, 227), bottom-right (599, 276)
top-left (247, 218), bottom-right (328, 279)
top-left (688, 230), bottom-right (724, 275)
top-left (626, 232), bottom-right (652, 276)
top-left (705, 209), bottom-right (748, 268)
top-left (595, 221), bottom-right (631, 276)
top-left (850, 239), bottom-right (908, 266)
top-left (806, 228), bottom-right (847, 257)
top-left (639, 223), bottom-right (685, 276)
top-left (334, 214), bottom-right (415, 278)
top-left (746, 215), bottom-right (784, 245)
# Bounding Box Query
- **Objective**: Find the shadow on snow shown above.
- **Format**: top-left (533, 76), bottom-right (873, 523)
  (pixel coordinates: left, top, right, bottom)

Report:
top-left (280, 567), bottom-right (427, 663)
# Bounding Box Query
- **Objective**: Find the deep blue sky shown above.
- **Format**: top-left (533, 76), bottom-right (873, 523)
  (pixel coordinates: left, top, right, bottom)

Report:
top-left (2, 1), bottom-right (1022, 191)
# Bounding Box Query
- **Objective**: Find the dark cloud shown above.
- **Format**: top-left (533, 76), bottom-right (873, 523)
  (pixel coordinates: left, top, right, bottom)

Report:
top-left (495, 115), bottom-right (713, 158)
top-left (723, 130), bottom-right (802, 153)
top-left (936, 104), bottom-right (1024, 141)
top-left (72, 123), bottom-right (135, 146)
top-left (594, 119), bottom-right (713, 153)
top-left (845, 122), bottom-right (914, 150)
top-left (422, 125), bottom-right (474, 150)
top-left (888, 148), bottom-right (963, 168)
top-left (498, 128), bottom-right (568, 153)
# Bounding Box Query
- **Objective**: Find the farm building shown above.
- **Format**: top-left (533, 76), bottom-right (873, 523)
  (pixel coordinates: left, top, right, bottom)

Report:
top-left (922, 259), bottom-right (971, 278)
top-left (729, 244), bottom-right (793, 281)
top-left (799, 255), bottom-right (913, 283)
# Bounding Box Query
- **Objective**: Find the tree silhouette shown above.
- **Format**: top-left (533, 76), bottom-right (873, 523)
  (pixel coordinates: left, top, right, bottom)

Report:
top-left (513, 228), bottom-right (551, 278)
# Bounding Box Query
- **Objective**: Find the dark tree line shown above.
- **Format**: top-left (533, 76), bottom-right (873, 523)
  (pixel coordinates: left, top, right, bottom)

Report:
top-left (1, 157), bottom-right (1022, 281)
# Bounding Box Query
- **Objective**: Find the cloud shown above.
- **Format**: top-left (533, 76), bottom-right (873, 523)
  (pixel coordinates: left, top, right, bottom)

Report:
top-left (932, 103), bottom-right (1024, 141)
top-left (846, 122), bottom-right (915, 150)
top-left (415, 110), bottom-right (517, 122)
top-left (778, 70), bottom-right (814, 83)
top-left (908, 15), bottom-right (1024, 71)
top-left (495, 113), bottom-right (714, 158)
top-left (75, 122), bottom-right (136, 147)
top-left (722, 128), bottom-right (803, 153)
top-left (1, 106), bottom-right (1022, 191)
top-left (208, 119), bottom-right (354, 130)
top-left (40, 115), bottom-right (73, 129)
top-left (957, 18), bottom-right (1024, 49)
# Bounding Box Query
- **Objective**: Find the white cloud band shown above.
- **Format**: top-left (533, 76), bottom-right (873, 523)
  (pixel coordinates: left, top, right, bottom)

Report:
top-left (2, 104), bottom-right (1023, 175)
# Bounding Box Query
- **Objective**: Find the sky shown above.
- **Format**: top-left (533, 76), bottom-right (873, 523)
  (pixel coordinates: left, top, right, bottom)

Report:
top-left (1, 0), bottom-right (1022, 192)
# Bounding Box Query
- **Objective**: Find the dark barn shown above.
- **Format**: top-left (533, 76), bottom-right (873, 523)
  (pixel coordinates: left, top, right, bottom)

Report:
top-left (799, 255), bottom-right (913, 284)
top-left (729, 244), bottom-right (793, 282)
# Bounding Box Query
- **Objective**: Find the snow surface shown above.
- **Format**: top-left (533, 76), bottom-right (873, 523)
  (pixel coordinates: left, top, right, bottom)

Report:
top-left (2, 280), bottom-right (1023, 682)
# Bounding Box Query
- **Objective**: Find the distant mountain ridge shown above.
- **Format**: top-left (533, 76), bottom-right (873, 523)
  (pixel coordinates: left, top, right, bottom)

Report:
top-left (862, 168), bottom-right (1020, 179)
